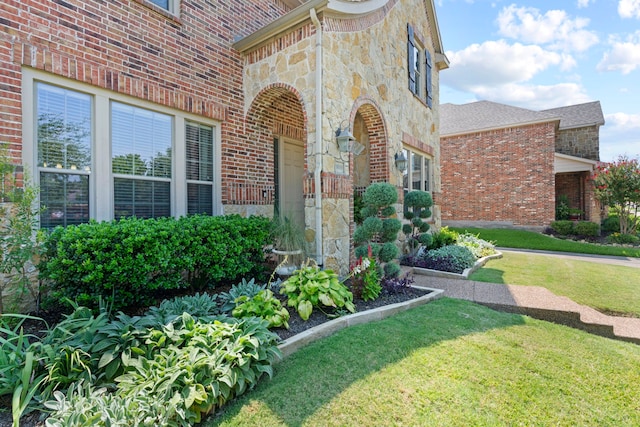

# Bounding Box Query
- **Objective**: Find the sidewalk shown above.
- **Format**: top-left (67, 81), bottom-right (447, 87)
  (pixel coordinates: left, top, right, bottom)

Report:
top-left (410, 250), bottom-right (640, 345)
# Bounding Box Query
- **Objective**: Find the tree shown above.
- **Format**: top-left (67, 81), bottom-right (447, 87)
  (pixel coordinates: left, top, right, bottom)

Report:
top-left (592, 155), bottom-right (640, 235)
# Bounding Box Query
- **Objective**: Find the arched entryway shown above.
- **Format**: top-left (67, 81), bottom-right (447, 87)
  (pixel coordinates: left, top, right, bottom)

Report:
top-left (350, 100), bottom-right (389, 222)
top-left (244, 84), bottom-right (307, 228)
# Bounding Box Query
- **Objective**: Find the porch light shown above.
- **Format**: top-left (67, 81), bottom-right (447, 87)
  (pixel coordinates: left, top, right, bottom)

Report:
top-left (335, 122), bottom-right (365, 155)
top-left (395, 152), bottom-right (408, 173)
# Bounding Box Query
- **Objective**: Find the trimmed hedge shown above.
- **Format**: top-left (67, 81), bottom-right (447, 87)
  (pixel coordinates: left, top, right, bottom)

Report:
top-left (39, 215), bottom-right (272, 310)
top-left (550, 220), bottom-right (600, 237)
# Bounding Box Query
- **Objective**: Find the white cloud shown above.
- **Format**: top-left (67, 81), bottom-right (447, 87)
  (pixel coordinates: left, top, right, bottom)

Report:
top-left (577, 0), bottom-right (592, 8)
top-left (470, 82), bottom-right (591, 110)
top-left (597, 31), bottom-right (640, 74)
top-left (442, 40), bottom-right (591, 110)
top-left (600, 112), bottom-right (640, 161)
top-left (444, 40), bottom-right (564, 88)
top-left (618, 0), bottom-right (640, 18)
top-left (496, 5), bottom-right (599, 52)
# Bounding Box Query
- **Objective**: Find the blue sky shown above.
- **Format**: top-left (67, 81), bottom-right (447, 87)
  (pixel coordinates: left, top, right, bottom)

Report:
top-left (435, 0), bottom-right (640, 161)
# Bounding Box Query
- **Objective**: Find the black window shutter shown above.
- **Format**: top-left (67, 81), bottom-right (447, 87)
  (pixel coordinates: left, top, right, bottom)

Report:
top-left (407, 24), bottom-right (416, 94)
top-left (425, 49), bottom-right (433, 108)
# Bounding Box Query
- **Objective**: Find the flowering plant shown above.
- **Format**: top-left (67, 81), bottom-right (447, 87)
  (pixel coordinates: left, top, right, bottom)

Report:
top-left (349, 246), bottom-right (381, 301)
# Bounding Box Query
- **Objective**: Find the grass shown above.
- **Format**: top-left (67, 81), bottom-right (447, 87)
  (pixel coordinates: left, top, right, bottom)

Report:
top-left (205, 298), bottom-right (640, 426)
top-left (470, 251), bottom-right (640, 317)
top-left (451, 227), bottom-right (640, 258)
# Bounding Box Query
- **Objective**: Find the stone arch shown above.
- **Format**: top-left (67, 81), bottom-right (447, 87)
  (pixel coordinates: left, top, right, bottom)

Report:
top-left (349, 96), bottom-right (389, 185)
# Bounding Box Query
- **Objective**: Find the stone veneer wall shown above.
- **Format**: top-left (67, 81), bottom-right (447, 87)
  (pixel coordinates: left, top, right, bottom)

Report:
top-left (241, 0), bottom-right (442, 274)
top-left (555, 126), bottom-right (600, 161)
top-left (440, 122), bottom-right (556, 229)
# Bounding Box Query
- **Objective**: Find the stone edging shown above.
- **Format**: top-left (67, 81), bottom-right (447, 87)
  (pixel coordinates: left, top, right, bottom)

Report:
top-left (412, 251), bottom-right (503, 280)
top-left (277, 286), bottom-right (444, 359)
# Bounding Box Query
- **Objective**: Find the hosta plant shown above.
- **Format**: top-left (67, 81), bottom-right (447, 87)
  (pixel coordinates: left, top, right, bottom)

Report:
top-left (218, 278), bottom-right (266, 313)
top-left (280, 262), bottom-right (355, 320)
top-left (232, 289), bottom-right (290, 329)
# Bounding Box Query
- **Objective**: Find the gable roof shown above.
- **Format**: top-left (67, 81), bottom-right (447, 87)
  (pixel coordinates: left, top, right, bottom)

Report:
top-left (440, 101), bottom-right (559, 136)
top-left (234, 0), bottom-right (447, 67)
top-left (541, 101), bottom-right (605, 130)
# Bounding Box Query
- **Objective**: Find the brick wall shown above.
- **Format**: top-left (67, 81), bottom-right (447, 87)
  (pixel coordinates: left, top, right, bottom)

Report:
top-left (0, 0), bottom-right (290, 189)
top-left (440, 122), bottom-right (556, 228)
top-left (555, 126), bottom-right (600, 161)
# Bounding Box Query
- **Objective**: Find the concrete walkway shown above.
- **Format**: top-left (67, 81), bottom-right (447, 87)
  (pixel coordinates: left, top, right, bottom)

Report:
top-left (410, 249), bottom-right (640, 345)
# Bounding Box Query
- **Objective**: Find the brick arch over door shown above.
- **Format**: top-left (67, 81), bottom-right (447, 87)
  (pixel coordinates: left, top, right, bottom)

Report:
top-left (351, 98), bottom-right (388, 183)
top-left (224, 84), bottom-right (307, 205)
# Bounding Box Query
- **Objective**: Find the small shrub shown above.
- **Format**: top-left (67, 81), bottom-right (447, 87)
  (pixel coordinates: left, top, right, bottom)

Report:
top-left (601, 215), bottom-right (620, 232)
top-left (428, 226), bottom-right (458, 250)
top-left (606, 232), bottom-right (640, 245)
top-left (455, 233), bottom-right (496, 259)
top-left (381, 273), bottom-right (415, 295)
top-left (573, 221), bottom-right (600, 237)
top-left (415, 245), bottom-right (476, 274)
top-left (550, 220), bottom-right (574, 236)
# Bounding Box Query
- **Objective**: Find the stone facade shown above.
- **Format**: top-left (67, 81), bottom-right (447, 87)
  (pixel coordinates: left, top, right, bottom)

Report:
top-left (440, 123), bottom-right (557, 229)
top-left (555, 125), bottom-right (600, 161)
top-left (239, 0), bottom-right (446, 273)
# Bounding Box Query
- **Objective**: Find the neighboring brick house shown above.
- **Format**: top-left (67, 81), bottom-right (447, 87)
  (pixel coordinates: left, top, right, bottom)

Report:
top-left (439, 101), bottom-right (604, 230)
top-left (0, 0), bottom-right (448, 274)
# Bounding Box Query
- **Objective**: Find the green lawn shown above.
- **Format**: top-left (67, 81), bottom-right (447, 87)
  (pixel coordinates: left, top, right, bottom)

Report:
top-left (206, 299), bottom-right (640, 426)
top-left (451, 227), bottom-right (640, 257)
top-left (470, 251), bottom-right (640, 317)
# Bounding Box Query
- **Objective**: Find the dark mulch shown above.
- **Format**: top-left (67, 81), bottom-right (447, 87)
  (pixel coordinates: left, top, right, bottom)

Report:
top-left (274, 286), bottom-right (430, 341)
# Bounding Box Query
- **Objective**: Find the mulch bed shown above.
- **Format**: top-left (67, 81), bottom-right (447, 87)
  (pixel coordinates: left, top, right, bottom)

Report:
top-left (1, 282), bottom-right (431, 427)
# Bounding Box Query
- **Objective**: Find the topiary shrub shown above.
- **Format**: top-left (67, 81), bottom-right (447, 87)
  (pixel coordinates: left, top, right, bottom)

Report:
top-left (414, 245), bottom-right (476, 274)
top-left (402, 190), bottom-right (433, 256)
top-left (550, 220), bottom-right (574, 236)
top-left (353, 183), bottom-right (402, 278)
top-left (573, 221), bottom-right (600, 237)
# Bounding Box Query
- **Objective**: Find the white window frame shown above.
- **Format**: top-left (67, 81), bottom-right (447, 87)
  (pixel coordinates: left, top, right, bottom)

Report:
top-left (402, 147), bottom-right (432, 193)
top-left (145, 0), bottom-right (180, 16)
top-left (22, 68), bottom-right (222, 225)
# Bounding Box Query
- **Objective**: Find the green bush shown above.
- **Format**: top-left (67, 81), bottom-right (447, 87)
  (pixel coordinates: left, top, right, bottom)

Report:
top-left (601, 215), bottom-right (620, 232)
top-left (573, 221), bottom-right (600, 237)
top-left (455, 233), bottom-right (497, 259)
top-left (606, 232), bottom-right (640, 245)
top-left (428, 226), bottom-right (458, 250)
top-left (418, 245), bottom-right (476, 274)
top-left (550, 220), bottom-right (574, 236)
top-left (39, 215), bottom-right (271, 311)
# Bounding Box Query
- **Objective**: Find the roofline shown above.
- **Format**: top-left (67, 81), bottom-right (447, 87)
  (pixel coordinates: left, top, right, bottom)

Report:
top-left (233, 0), bottom-right (449, 64)
top-left (440, 117), bottom-right (561, 138)
top-left (559, 121), bottom-right (605, 131)
top-left (233, 0), bottom-right (326, 52)
top-left (554, 152), bottom-right (598, 165)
